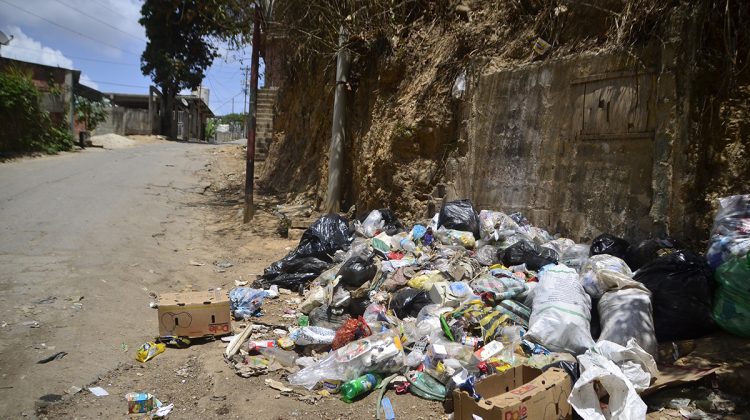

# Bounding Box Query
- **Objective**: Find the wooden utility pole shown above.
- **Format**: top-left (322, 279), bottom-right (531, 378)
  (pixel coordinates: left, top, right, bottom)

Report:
top-left (243, 4), bottom-right (261, 223)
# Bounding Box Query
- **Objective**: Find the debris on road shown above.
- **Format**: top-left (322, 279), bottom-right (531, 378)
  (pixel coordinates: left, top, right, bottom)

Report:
top-left (88, 386), bottom-right (109, 397)
top-left (37, 352), bottom-right (67, 364)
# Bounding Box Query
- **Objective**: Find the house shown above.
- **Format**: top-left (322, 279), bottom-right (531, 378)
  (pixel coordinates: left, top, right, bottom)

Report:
top-left (0, 56), bottom-right (99, 139)
top-left (97, 86), bottom-right (214, 141)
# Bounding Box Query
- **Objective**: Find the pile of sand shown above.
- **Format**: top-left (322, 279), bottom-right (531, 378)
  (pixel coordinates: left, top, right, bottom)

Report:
top-left (90, 133), bottom-right (136, 149)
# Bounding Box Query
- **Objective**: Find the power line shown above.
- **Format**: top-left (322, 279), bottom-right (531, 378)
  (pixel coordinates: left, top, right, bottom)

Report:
top-left (4, 45), bottom-right (141, 67)
top-left (90, 80), bottom-right (149, 88)
top-left (0, 0), bottom-right (141, 56)
top-left (53, 0), bottom-right (148, 43)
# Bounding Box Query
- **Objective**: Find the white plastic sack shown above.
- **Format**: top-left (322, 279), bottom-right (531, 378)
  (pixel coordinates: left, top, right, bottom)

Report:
top-left (289, 326), bottom-right (336, 346)
top-left (591, 339), bottom-right (658, 391)
top-left (361, 210), bottom-right (385, 238)
top-left (598, 288), bottom-right (658, 359)
top-left (580, 254), bottom-right (640, 299)
top-left (525, 265), bottom-right (595, 354)
top-left (299, 285), bottom-right (327, 314)
top-left (569, 351), bottom-right (647, 420)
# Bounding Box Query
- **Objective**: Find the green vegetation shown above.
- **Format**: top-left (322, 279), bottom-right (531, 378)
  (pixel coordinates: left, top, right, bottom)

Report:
top-left (75, 96), bottom-right (110, 132)
top-left (0, 67), bottom-right (74, 154)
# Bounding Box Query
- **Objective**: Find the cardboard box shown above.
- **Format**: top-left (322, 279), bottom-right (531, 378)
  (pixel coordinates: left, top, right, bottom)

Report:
top-left (453, 366), bottom-right (572, 420)
top-left (157, 289), bottom-right (231, 338)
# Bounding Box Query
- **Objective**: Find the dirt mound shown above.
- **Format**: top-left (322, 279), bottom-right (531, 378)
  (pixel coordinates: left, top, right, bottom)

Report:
top-left (90, 133), bottom-right (136, 149)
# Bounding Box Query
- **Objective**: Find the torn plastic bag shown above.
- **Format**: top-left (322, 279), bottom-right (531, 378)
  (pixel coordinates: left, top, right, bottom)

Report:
top-left (359, 210), bottom-right (385, 238)
top-left (337, 255), bottom-right (377, 288)
top-left (295, 214), bottom-right (353, 260)
top-left (287, 330), bottom-right (406, 390)
top-left (438, 199), bottom-right (480, 239)
top-left (569, 348), bottom-right (648, 420)
top-left (478, 210), bottom-right (519, 242)
top-left (525, 265), bottom-right (595, 354)
top-left (435, 228), bottom-right (476, 249)
top-left (470, 272), bottom-right (527, 301)
top-left (309, 305), bottom-right (352, 330)
top-left (299, 284), bottom-right (328, 314)
top-left (560, 244), bottom-right (591, 272)
top-left (390, 288), bottom-right (432, 319)
top-left (229, 288), bottom-right (268, 319)
top-left (598, 288), bottom-right (657, 358)
top-left (580, 254), bottom-right (639, 299)
top-left (625, 237), bottom-right (682, 271)
top-left (499, 239), bottom-right (558, 271)
top-left (707, 194), bottom-right (750, 270)
top-left (713, 252), bottom-right (750, 337)
top-left (592, 339), bottom-right (658, 391)
top-left (290, 326), bottom-right (336, 346)
top-left (633, 250), bottom-right (715, 341)
top-left (474, 245), bottom-right (498, 266)
top-left (590, 233), bottom-right (630, 261)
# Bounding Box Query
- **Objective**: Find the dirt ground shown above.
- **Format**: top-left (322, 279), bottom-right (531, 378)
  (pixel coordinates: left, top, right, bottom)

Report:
top-left (23, 143), bottom-right (749, 420)
top-left (33, 143), bottom-right (442, 419)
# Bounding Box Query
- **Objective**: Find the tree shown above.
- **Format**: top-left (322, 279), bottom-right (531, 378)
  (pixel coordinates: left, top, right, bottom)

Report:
top-left (140, 1), bottom-right (256, 140)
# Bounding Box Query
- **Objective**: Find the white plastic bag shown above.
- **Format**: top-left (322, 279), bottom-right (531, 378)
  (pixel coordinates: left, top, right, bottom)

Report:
top-left (360, 210), bottom-right (384, 238)
top-left (525, 265), bottom-right (595, 354)
top-left (287, 330), bottom-right (405, 390)
top-left (598, 288), bottom-right (658, 358)
top-left (289, 326), bottom-right (336, 346)
top-left (580, 254), bottom-right (639, 299)
top-left (569, 351), bottom-right (647, 420)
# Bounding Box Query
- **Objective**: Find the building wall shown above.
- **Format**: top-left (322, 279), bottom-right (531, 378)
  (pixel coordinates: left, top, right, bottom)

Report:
top-left (97, 107), bottom-right (152, 136)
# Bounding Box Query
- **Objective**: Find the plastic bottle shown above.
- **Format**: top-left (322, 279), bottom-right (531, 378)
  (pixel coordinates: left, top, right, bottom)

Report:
top-left (258, 347), bottom-right (298, 367)
top-left (340, 373), bottom-right (381, 402)
top-left (400, 238), bottom-right (417, 253)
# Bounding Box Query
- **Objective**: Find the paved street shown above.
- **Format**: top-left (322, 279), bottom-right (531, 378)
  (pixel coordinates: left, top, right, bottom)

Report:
top-left (0, 141), bottom-right (219, 415)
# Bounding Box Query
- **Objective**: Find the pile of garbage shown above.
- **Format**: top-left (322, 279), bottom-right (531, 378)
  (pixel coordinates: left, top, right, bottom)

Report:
top-left (222, 196), bottom-right (750, 418)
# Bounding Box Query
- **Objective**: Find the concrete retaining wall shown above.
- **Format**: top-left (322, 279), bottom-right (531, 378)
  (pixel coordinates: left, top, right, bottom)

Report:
top-left (447, 46), bottom-right (685, 242)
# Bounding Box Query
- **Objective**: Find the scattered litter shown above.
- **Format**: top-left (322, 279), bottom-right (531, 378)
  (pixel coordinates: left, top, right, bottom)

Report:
top-left (214, 260), bottom-right (233, 269)
top-left (189, 260), bottom-right (205, 266)
top-left (37, 352), bottom-right (67, 364)
top-left (265, 378), bottom-right (293, 393)
top-left (135, 342), bottom-right (165, 363)
top-left (88, 386), bottom-right (109, 397)
top-left (22, 320), bottom-right (40, 328)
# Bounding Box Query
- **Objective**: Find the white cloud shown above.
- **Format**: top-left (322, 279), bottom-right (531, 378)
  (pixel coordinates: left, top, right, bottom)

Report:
top-left (79, 74), bottom-right (99, 89)
top-left (2, 26), bottom-right (98, 89)
top-left (1, 25), bottom-right (73, 68)
top-left (0, 0), bottom-right (145, 58)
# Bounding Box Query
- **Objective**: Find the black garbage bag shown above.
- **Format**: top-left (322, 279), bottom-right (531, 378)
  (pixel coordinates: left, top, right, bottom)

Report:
top-left (309, 305), bottom-right (352, 330)
top-left (348, 297), bottom-right (372, 317)
top-left (295, 214), bottom-right (353, 261)
top-left (337, 255), bottom-right (377, 288)
top-left (377, 208), bottom-right (404, 236)
top-left (256, 214), bottom-right (352, 289)
top-left (625, 237), bottom-right (683, 271)
top-left (590, 233), bottom-right (631, 260)
top-left (390, 287), bottom-right (432, 319)
top-left (633, 250), bottom-right (716, 341)
top-left (499, 239), bottom-right (558, 271)
top-left (438, 199), bottom-right (481, 239)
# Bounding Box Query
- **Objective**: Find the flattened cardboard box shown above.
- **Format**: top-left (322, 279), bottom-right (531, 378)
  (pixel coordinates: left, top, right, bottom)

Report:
top-left (157, 289), bottom-right (231, 338)
top-left (453, 366), bottom-right (572, 420)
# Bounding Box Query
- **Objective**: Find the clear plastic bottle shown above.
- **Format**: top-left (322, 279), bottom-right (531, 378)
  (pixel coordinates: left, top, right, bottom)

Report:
top-left (340, 373), bottom-right (381, 402)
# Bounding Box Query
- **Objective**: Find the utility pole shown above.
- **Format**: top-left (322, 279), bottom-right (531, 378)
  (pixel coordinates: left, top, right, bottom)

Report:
top-left (241, 66), bottom-right (249, 136)
top-left (323, 26), bottom-right (351, 213)
top-left (243, 4), bottom-right (261, 223)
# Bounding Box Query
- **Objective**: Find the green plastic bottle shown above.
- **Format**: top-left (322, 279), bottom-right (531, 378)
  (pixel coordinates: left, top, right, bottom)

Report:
top-left (340, 373), bottom-right (381, 403)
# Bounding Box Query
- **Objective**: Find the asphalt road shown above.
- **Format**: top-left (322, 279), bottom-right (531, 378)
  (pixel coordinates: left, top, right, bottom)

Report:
top-left (0, 141), bottom-right (219, 416)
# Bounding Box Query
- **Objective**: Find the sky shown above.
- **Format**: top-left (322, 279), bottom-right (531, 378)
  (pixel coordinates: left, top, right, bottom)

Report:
top-left (0, 0), bottom-right (257, 116)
